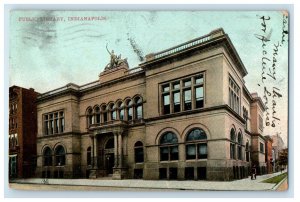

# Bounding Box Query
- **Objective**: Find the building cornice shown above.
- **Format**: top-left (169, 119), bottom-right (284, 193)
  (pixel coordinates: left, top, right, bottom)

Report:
top-left (140, 28), bottom-right (247, 78)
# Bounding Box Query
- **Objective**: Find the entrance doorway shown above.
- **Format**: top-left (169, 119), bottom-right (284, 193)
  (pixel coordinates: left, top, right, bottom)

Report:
top-left (104, 138), bottom-right (115, 175)
top-left (106, 153), bottom-right (114, 174)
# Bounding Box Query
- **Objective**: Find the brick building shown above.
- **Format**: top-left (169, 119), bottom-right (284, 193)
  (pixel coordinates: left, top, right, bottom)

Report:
top-left (35, 28), bottom-right (268, 181)
top-left (264, 135), bottom-right (273, 174)
top-left (9, 86), bottom-right (38, 179)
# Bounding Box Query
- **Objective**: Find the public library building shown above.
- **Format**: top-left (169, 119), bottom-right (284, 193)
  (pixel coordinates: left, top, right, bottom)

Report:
top-left (35, 28), bottom-right (267, 181)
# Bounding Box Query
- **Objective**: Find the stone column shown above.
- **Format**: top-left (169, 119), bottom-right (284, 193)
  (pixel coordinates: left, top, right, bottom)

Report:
top-left (118, 132), bottom-right (123, 168)
top-left (89, 134), bottom-right (98, 179)
top-left (93, 135), bottom-right (98, 169)
top-left (114, 133), bottom-right (118, 167)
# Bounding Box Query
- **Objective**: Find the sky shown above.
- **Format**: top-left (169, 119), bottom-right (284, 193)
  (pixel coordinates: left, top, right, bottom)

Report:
top-left (9, 10), bottom-right (288, 146)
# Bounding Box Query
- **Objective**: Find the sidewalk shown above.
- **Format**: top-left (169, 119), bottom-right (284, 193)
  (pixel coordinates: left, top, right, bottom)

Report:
top-left (10, 171), bottom-right (286, 191)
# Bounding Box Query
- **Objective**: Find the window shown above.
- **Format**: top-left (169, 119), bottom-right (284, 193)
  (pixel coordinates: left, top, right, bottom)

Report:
top-left (246, 141), bottom-right (250, 162)
top-left (135, 97), bottom-right (143, 119)
top-left (186, 128), bottom-right (208, 160)
top-left (260, 142), bottom-right (264, 153)
top-left (195, 75), bottom-right (204, 108)
top-left (162, 84), bottom-right (171, 115)
top-left (229, 77), bottom-right (240, 114)
top-left (230, 128), bottom-right (236, 159)
top-left (173, 91), bottom-right (181, 113)
top-left (87, 147), bottom-right (92, 166)
top-left (87, 108), bottom-right (93, 126)
top-left (243, 107), bottom-right (248, 129)
top-left (43, 147), bottom-right (52, 166)
top-left (184, 89), bottom-right (192, 111)
top-left (44, 110), bottom-right (65, 135)
top-left (259, 115), bottom-right (263, 131)
top-left (59, 112), bottom-right (64, 132)
top-left (109, 103), bottom-right (117, 121)
top-left (101, 105), bottom-right (108, 123)
top-left (237, 132), bottom-right (243, 160)
top-left (118, 101), bottom-right (125, 120)
top-left (161, 73), bottom-right (205, 115)
top-left (55, 145), bottom-right (66, 166)
top-left (95, 106), bottom-right (100, 124)
top-left (54, 113), bottom-right (59, 133)
top-left (172, 82), bottom-right (181, 113)
top-left (127, 100), bottom-right (133, 121)
top-left (160, 132), bottom-right (178, 161)
top-left (134, 141), bottom-right (144, 163)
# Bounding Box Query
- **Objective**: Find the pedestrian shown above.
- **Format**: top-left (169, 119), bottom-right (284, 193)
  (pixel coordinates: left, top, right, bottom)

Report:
top-left (251, 166), bottom-right (257, 180)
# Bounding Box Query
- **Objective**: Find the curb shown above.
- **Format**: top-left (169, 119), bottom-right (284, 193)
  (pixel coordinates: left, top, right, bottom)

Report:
top-left (272, 176), bottom-right (287, 190)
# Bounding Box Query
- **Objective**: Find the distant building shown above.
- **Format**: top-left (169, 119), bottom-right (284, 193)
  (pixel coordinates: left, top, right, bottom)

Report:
top-left (35, 28), bottom-right (268, 181)
top-left (271, 133), bottom-right (285, 171)
top-left (9, 86), bottom-right (38, 179)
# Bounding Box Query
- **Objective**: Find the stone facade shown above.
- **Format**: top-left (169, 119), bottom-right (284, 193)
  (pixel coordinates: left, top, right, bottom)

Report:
top-left (9, 86), bottom-right (38, 179)
top-left (35, 28), bottom-right (269, 181)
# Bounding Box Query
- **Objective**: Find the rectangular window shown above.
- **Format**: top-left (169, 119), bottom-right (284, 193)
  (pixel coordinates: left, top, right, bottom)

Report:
top-left (259, 115), bottom-right (263, 130)
top-left (229, 76), bottom-right (240, 114)
top-left (50, 120), bottom-right (54, 134)
top-left (162, 84), bottom-right (170, 92)
top-left (186, 144), bottom-right (196, 160)
top-left (169, 167), bottom-right (178, 180)
top-left (195, 86), bottom-right (204, 108)
top-left (44, 111), bottom-right (65, 135)
top-left (160, 73), bottom-right (205, 115)
top-left (170, 146), bottom-right (179, 160)
top-left (173, 91), bottom-right (180, 113)
top-left (172, 82), bottom-right (180, 90)
top-left (163, 94), bottom-right (170, 114)
top-left (260, 142), bottom-right (264, 153)
top-left (184, 89), bottom-right (192, 110)
top-left (198, 144), bottom-right (207, 159)
top-left (183, 79), bottom-right (191, 87)
top-left (195, 75), bottom-right (203, 84)
top-left (185, 167), bottom-right (194, 180)
top-left (160, 147), bottom-right (169, 161)
top-left (159, 168), bottom-right (167, 179)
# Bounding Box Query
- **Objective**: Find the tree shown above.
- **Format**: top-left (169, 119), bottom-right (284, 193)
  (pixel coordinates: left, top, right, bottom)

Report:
top-left (278, 148), bottom-right (288, 169)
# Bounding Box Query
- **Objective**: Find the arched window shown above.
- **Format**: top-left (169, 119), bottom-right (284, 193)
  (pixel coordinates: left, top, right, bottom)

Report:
top-left (160, 132), bottom-right (178, 161)
top-left (118, 101), bottom-right (125, 120)
top-left (127, 100), bottom-right (133, 121)
top-left (134, 141), bottom-right (144, 163)
top-left (135, 96), bottom-right (143, 119)
top-left (43, 147), bottom-right (52, 166)
top-left (101, 104), bottom-right (108, 123)
top-left (230, 128), bottom-right (236, 159)
top-left (109, 103), bottom-right (117, 121)
top-left (87, 147), bottom-right (92, 166)
top-left (186, 128), bottom-right (207, 159)
top-left (94, 106), bottom-right (100, 124)
top-left (55, 145), bottom-right (66, 166)
top-left (237, 132), bottom-right (243, 160)
top-left (87, 108), bottom-right (93, 126)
